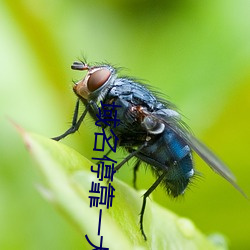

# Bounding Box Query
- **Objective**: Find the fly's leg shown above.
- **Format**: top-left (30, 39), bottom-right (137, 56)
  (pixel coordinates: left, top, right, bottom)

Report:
top-left (133, 160), bottom-right (141, 189)
top-left (114, 143), bottom-right (147, 172)
top-left (96, 149), bottom-right (112, 165)
top-left (106, 143), bottom-right (147, 184)
top-left (140, 171), bottom-right (167, 240)
top-left (52, 99), bottom-right (89, 141)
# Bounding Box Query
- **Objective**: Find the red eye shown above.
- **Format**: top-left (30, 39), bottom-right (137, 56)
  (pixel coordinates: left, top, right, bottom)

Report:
top-left (87, 68), bottom-right (111, 92)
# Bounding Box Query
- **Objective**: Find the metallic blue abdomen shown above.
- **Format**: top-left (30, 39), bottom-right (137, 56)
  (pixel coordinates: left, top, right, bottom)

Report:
top-left (136, 128), bottom-right (194, 197)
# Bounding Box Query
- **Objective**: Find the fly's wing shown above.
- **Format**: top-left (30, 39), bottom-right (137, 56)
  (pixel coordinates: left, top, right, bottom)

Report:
top-left (182, 131), bottom-right (247, 198)
top-left (150, 110), bottom-right (247, 198)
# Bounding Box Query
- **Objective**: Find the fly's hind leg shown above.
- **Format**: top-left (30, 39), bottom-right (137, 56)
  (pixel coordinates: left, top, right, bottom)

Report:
top-left (140, 171), bottom-right (167, 240)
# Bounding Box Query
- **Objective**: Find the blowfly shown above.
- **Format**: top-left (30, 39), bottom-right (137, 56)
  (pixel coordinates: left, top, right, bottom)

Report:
top-left (52, 60), bottom-right (246, 240)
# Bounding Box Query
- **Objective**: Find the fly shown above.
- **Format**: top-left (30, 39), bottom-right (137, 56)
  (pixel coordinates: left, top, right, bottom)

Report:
top-left (52, 60), bottom-right (247, 240)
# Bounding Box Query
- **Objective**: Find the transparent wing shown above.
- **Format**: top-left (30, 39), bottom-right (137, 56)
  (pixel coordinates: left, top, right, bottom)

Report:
top-left (148, 110), bottom-right (247, 198)
top-left (169, 121), bottom-right (247, 198)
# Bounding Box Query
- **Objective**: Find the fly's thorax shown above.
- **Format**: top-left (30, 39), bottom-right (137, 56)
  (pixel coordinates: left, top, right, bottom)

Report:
top-left (73, 64), bottom-right (117, 103)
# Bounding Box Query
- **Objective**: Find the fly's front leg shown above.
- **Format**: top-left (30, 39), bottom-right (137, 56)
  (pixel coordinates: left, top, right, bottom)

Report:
top-left (140, 171), bottom-right (167, 240)
top-left (52, 99), bottom-right (89, 141)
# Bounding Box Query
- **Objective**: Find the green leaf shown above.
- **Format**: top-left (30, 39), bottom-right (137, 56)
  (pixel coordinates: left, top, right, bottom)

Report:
top-left (19, 127), bottom-right (227, 250)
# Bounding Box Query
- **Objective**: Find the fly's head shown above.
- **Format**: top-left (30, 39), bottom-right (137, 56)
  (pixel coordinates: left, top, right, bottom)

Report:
top-left (72, 61), bottom-right (116, 102)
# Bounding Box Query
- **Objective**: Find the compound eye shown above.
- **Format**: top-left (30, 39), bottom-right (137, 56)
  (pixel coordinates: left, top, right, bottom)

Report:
top-left (87, 68), bottom-right (111, 92)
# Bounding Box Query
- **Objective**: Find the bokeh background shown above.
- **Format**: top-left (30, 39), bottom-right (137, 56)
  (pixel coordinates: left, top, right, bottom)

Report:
top-left (1, 1), bottom-right (250, 249)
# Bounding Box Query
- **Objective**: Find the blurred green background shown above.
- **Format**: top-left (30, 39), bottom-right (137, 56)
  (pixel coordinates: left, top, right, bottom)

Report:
top-left (1, 0), bottom-right (250, 249)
